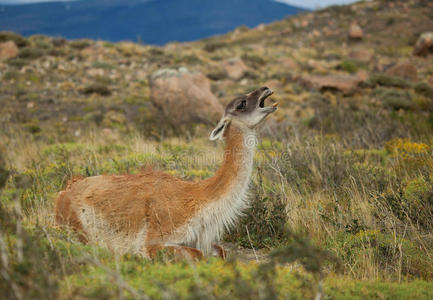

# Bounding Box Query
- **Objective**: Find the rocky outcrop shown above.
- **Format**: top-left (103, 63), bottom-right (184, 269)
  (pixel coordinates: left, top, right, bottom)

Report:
top-left (223, 58), bottom-right (248, 80)
top-left (302, 71), bottom-right (367, 94)
top-left (149, 68), bottom-right (223, 127)
top-left (413, 32), bottom-right (433, 56)
top-left (0, 41), bottom-right (19, 60)
top-left (349, 48), bottom-right (373, 63)
top-left (385, 62), bottom-right (418, 81)
top-left (349, 23), bottom-right (363, 40)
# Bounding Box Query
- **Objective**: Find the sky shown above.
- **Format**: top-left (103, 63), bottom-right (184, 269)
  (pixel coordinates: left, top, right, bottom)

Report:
top-left (0, 0), bottom-right (360, 10)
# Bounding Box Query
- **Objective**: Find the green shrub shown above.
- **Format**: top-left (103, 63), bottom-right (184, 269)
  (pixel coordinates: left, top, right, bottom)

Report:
top-left (203, 41), bottom-right (226, 52)
top-left (91, 61), bottom-right (115, 69)
top-left (404, 176), bottom-right (433, 227)
top-left (241, 53), bottom-right (266, 67)
top-left (382, 174), bottom-right (433, 232)
top-left (414, 82), bottom-right (433, 99)
top-left (147, 47), bottom-right (164, 56)
top-left (336, 59), bottom-right (366, 74)
top-left (243, 70), bottom-right (259, 79)
top-left (51, 37), bottom-right (66, 47)
top-left (6, 58), bottom-right (28, 68)
top-left (69, 39), bottom-right (91, 49)
top-left (225, 176), bottom-right (289, 248)
top-left (3, 70), bottom-right (20, 80)
top-left (0, 151), bottom-right (9, 189)
top-left (81, 83), bottom-right (111, 96)
top-left (329, 230), bottom-right (433, 279)
top-left (34, 40), bottom-right (52, 50)
top-left (206, 70), bottom-right (228, 81)
top-left (0, 204), bottom-right (60, 299)
top-left (23, 121), bottom-right (42, 134)
top-left (373, 88), bottom-right (412, 110)
top-left (174, 54), bottom-right (202, 65)
top-left (47, 48), bottom-right (66, 57)
top-left (18, 47), bottom-right (44, 59)
top-left (369, 73), bottom-right (411, 88)
top-left (0, 31), bottom-right (27, 47)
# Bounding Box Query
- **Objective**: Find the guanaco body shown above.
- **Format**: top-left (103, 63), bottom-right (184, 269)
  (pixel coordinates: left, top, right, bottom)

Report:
top-left (55, 87), bottom-right (277, 259)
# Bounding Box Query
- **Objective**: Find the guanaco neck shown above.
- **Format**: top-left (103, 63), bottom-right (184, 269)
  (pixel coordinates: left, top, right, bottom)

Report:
top-left (175, 121), bottom-right (257, 252)
top-left (199, 121), bottom-right (256, 200)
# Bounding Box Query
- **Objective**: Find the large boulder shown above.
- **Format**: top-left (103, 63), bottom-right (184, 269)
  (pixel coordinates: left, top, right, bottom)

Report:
top-left (413, 32), bottom-right (433, 56)
top-left (302, 71), bottom-right (367, 94)
top-left (349, 48), bottom-right (374, 63)
top-left (223, 58), bottom-right (248, 80)
top-left (385, 62), bottom-right (418, 81)
top-left (349, 23), bottom-right (363, 40)
top-left (149, 68), bottom-right (224, 127)
top-left (0, 41), bottom-right (19, 60)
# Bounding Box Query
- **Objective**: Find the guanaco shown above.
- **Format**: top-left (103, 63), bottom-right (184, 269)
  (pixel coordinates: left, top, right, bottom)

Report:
top-left (55, 87), bottom-right (278, 259)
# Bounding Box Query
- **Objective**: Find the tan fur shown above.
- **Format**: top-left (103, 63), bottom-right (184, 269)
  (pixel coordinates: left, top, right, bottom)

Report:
top-left (55, 123), bottom-right (247, 258)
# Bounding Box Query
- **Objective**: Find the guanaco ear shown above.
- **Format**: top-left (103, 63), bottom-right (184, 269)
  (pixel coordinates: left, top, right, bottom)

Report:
top-left (209, 118), bottom-right (230, 141)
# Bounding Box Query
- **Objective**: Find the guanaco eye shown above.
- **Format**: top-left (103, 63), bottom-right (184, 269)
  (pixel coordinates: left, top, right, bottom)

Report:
top-left (236, 100), bottom-right (247, 111)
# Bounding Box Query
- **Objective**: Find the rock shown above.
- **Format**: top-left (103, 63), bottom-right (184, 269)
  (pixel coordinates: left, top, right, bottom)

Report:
top-left (385, 62), bottom-right (418, 81)
top-left (149, 68), bottom-right (223, 127)
top-left (413, 32), bottom-right (433, 57)
top-left (223, 58), bottom-right (248, 80)
top-left (135, 70), bottom-right (148, 81)
top-left (278, 57), bottom-right (298, 70)
top-left (311, 30), bottom-right (320, 38)
top-left (0, 41), bottom-right (19, 60)
top-left (302, 71), bottom-right (367, 94)
top-left (356, 70), bottom-right (369, 82)
top-left (301, 19), bottom-right (309, 28)
top-left (80, 44), bottom-right (106, 60)
top-left (349, 48), bottom-right (373, 63)
top-left (86, 68), bottom-right (105, 77)
top-left (349, 23), bottom-right (363, 40)
top-left (256, 24), bottom-right (266, 31)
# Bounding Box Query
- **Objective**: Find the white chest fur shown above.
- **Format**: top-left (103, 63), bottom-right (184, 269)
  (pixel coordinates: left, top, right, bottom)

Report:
top-left (170, 130), bottom-right (256, 253)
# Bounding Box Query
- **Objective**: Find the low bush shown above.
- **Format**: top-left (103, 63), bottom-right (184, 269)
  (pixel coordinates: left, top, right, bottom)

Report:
top-left (328, 230), bottom-right (433, 279)
top-left (414, 82), bottom-right (433, 99)
top-left (203, 41), bottom-right (226, 52)
top-left (373, 88), bottom-right (412, 110)
top-left (369, 73), bottom-right (411, 88)
top-left (0, 31), bottom-right (27, 47)
top-left (18, 47), bottom-right (44, 59)
top-left (81, 83), bottom-right (111, 96)
top-left (69, 39), bottom-right (91, 50)
top-left (336, 59), bottom-right (366, 73)
top-left (206, 70), bottom-right (228, 81)
top-left (241, 53), bottom-right (266, 67)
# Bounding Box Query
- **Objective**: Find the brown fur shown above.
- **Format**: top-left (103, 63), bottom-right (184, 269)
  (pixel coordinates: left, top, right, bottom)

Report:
top-left (54, 123), bottom-right (245, 258)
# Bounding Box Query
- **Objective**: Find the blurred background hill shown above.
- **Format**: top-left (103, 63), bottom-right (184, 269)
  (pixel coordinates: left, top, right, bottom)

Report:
top-left (0, 0), bottom-right (305, 44)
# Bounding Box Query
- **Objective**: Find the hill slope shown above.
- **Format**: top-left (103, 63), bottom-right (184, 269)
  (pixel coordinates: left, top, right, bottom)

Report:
top-left (0, 0), bottom-right (305, 44)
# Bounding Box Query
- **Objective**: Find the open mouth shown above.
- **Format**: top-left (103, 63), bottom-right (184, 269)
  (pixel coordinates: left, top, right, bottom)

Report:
top-left (258, 88), bottom-right (277, 109)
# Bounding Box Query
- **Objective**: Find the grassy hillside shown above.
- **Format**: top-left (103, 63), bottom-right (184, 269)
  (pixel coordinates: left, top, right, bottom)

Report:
top-left (1, 0), bottom-right (433, 298)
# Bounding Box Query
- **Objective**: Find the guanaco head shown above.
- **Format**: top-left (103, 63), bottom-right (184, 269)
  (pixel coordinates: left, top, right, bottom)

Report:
top-left (210, 87), bottom-right (277, 140)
